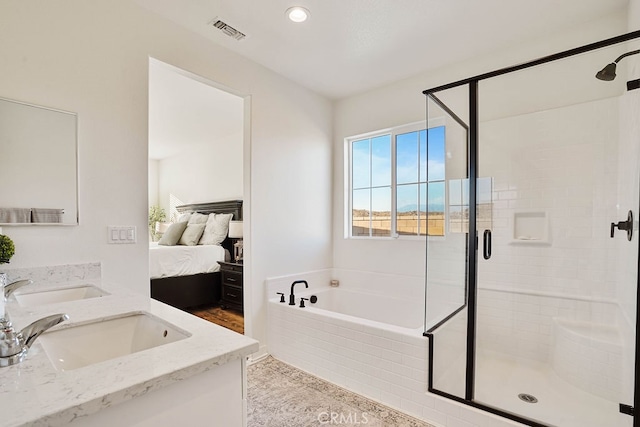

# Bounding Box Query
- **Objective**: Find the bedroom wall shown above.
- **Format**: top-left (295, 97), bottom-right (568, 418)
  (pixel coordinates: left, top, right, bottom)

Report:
top-left (332, 12), bottom-right (628, 280)
top-left (0, 0), bottom-right (333, 351)
top-left (149, 159), bottom-right (159, 207)
top-left (156, 131), bottom-right (243, 215)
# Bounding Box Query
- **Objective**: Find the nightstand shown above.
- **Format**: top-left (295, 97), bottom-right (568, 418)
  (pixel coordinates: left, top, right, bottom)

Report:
top-left (218, 261), bottom-right (243, 312)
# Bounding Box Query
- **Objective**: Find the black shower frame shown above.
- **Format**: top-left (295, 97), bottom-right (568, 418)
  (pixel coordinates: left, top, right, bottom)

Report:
top-left (422, 29), bottom-right (640, 427)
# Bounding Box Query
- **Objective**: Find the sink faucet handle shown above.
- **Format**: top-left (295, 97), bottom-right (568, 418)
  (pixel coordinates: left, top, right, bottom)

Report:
top-left (0, 313), bottom-right (68, 367)
top-left (299, 297), bottom-right (309, 308)
top-left (276, 292), bottom-right (285, 303)
top-left (4, 279), bottom-right (33, 299)
top-left (21, 313), bottom-right (69, 349)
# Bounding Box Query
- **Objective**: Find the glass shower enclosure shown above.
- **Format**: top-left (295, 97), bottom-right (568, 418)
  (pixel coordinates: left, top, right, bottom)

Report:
top-left (423, 31), bottom-right (640, 427)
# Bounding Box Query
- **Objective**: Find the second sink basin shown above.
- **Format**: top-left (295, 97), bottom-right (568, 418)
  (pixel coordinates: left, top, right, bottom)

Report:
top-left (15, 285), bottom-right (108, 307)
top-left (39, 312), bottom-right (190, 371)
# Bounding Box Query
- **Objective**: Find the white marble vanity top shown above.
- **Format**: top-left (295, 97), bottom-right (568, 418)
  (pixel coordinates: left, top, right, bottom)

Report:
top-left (0, 279), bottom-right (258, 427)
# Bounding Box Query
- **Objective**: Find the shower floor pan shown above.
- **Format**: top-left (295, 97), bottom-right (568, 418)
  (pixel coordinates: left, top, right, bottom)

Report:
top-left (438, 349), bottom-right (627, 427)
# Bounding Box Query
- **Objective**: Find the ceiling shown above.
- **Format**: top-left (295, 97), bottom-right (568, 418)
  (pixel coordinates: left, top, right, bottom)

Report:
top-left (137, 0), bottom-right (629, 100)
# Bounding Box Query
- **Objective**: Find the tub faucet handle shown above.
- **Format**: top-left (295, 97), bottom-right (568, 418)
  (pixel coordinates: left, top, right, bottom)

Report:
top-left (299, 297), bottom-right (309, 308)
top-left (276, 292), bottom-right (285, 303)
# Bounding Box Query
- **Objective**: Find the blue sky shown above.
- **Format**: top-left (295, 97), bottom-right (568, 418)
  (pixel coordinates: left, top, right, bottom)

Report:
top-left (352, 127), bottom-right (446, 213)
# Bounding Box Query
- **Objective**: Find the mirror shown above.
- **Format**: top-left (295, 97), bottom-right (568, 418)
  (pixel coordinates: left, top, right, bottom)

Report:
top-left (0, 97), bottom-right (78, 225)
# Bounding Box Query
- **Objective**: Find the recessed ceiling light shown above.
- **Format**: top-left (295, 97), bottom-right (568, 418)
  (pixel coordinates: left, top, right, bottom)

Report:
top-left (286, 6), bottom-right (310, 23)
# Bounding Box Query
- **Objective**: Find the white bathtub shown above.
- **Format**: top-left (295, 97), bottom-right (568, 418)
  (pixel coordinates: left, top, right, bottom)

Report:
top-left (298, 287), bottom-right (424, 330)
top-left (267, 286), bottom-right (430, 421)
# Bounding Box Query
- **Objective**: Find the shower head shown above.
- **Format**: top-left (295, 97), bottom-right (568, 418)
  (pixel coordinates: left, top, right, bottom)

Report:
top-left (595, 49), bottom-right (640, 81)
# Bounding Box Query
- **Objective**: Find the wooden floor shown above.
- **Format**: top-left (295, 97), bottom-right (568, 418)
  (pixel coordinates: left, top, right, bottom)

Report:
top-left (187, 305), bottom-right (244, 334)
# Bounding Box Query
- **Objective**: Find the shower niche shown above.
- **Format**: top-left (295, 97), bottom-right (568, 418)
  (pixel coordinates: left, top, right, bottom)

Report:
top-left (510, 211), bottom-right (549, 244)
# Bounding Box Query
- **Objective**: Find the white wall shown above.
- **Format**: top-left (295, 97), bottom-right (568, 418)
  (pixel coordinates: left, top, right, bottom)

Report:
top-left (0, 99), bottom-right (78, 224)
top-left (157, 131), bottom-right (243, 215)
top-left (632, 0), bottom-right (640, 30)
top-left (148, 159), bottom-right (159, 207)
top-left (333, 12), bottom-right (627, 279)
top-left (0, 0), bottom-right (333, 350)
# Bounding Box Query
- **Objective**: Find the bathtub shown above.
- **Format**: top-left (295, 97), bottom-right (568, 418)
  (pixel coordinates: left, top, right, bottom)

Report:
top-left (267, 286), bottom-right (430, 420)
top-left (296, 287), bottom-right (424, 330)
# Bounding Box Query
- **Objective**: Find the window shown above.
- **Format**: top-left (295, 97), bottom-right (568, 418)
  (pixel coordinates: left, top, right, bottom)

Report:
top-left (351, 135), bottom-right (392, 237)
top-left (348, 123), bottom-right (446, 237)
top-left (168, 194), bottom-right (185, 222)
top-left (396, 126), bottom-right (445, 236)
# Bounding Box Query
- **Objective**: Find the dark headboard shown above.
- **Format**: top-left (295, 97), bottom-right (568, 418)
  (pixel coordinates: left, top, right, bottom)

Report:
top-left (176, 200), bottom-right (243, 221)
top-left (175, 200), bottom-right (243, 258)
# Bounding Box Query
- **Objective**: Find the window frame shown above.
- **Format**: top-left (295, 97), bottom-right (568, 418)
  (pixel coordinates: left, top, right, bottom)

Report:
top-left (345, 118), bottom-right (446, 240)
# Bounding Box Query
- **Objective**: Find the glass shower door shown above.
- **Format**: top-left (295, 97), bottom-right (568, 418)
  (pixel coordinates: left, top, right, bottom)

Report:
top-left (473, 40), bottom-right (640, 427)
top-left (424, 86), bottom-right (470, 399)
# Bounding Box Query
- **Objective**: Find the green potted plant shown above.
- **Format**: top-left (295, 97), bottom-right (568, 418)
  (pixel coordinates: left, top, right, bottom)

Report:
top-left (0, 234), bottom-right (15, 297)
top-left (149, 206), bottom-right (167, 242)
top-left (0, 234), bottom-right (15, 264)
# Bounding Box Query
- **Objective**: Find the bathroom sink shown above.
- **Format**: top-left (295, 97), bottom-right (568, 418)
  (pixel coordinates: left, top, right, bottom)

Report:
top-left (14, 285), bottom-right (108, 307)
top-left (38, 312), bottom-right (190, 371)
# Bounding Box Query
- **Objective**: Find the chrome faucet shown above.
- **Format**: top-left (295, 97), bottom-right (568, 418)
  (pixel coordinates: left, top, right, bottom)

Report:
top-left (0, 313), bottom-right (68, 367)
top-left (4, 279), bottom-right (32, 299)
top-left (289, 280), bottom-right (308, 305)
top-left (1, 278), bottom-right (33, 324)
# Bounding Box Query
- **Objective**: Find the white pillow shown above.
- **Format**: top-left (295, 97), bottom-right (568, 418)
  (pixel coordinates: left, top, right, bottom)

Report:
top-left (177, 212), bottom-right (192, 223)
top-left (199, 213), bottom-right (233, 245)
top-left (179, 223), bottom-right (206, 246)
top-left (188, 212), bottom-right (209, 224)
top-left (157, 221), bottom-right (188, 246)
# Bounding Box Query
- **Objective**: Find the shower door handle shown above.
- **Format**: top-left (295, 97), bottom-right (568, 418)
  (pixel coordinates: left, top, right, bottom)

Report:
top-left (483, 230), bottom-right (492, 260)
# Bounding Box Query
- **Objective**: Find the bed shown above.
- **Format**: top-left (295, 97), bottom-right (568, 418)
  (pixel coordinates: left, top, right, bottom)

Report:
top-left (150, 199), bottom-right (242, 309)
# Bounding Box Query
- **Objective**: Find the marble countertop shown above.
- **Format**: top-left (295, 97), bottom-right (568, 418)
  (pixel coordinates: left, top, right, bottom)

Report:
top-left (0, 279), bottom-right (258, 427)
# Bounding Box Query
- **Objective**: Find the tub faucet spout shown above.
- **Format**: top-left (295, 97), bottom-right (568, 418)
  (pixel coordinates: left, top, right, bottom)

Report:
top-left (289, 280), bottom-right (308, 305)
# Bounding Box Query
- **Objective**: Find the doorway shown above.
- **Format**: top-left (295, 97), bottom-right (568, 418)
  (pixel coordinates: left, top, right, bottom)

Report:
top-left (148, 58), bottom-right (250, 335)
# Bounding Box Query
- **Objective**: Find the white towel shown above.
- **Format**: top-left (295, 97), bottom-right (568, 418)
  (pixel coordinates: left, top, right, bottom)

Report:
top-left (0, 208), bottom-right (32, 223)
top-left (31, 208), bottom-right (64, 223)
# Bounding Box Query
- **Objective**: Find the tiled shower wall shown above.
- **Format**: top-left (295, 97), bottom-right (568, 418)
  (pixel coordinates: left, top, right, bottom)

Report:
top-left (615, 87), bottom-right (640, 405)
top-left (474, 95), bottom-right (629, 399)
top-left (477, 97), bottom-right (619, 301)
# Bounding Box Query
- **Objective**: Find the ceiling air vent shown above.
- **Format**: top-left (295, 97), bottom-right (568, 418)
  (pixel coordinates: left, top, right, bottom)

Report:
top-left (210, 18), bottom-right (246, 41)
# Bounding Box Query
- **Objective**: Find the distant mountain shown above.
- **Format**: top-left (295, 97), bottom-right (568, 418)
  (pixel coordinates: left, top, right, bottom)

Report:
top-left (398, 203), bottom-right (444, 213)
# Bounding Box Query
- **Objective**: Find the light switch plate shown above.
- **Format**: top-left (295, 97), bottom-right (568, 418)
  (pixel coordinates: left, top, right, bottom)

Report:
top-left (108, 226), bottom-right (137, 244)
